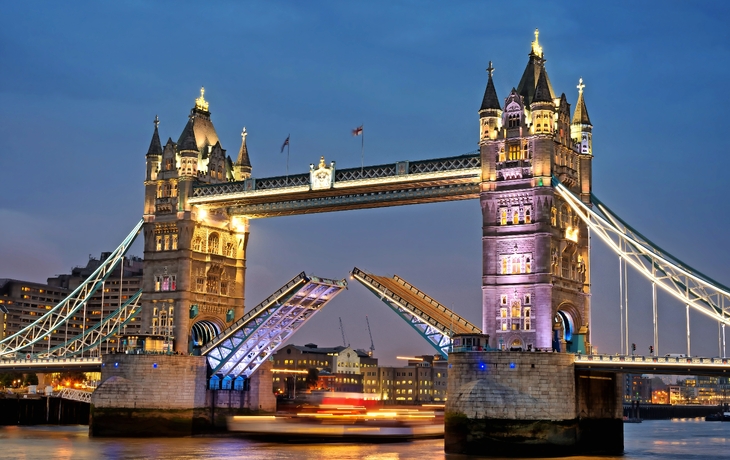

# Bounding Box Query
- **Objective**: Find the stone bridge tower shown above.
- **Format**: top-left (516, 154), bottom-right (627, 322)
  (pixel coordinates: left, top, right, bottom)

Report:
top-left (142, 89), bottom-right (252, 353)
top-left (479, 31), bottom-right (593, 353)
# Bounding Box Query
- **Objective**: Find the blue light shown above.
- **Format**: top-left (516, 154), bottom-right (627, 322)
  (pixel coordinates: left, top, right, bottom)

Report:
top-left (114, 362), bottom-right (119, 368)
top-left (479, 362), bottom-right (486, 370)
top-left (153, 363), bottom-right (158, 369)
top-left (510, 362), bottom-right (516, 369)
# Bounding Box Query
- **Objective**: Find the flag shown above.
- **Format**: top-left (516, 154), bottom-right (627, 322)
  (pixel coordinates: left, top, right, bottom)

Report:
top-left (352, 125), bottom-right (363, 136)
top-left (280, 135), bottom-right (290, 153)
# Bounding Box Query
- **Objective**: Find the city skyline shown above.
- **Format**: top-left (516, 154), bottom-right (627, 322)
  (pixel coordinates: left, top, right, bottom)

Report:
top-left (2, 2), bottom-right (730, 364)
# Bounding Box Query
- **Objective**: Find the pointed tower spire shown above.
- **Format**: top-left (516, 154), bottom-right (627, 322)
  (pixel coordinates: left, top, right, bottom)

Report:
top-left (532, 67), bottom-right (552, 104)
top-left (516, 29), bottom-right (555, 106)
top-left (572, 78), bottom-right (591, 125)
top-left (480, 61), bottom-right (501, 111)
top-left (146, 115), bottom-right (162, 156)
top-left (234, 127), bottom-right (252, 181)
top-left (178, 111), bottom-right (198, 152)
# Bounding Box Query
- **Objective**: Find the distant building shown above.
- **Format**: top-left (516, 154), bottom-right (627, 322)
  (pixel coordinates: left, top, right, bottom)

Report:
top-left (0, 253), bottom-right (143, 354)
top-left (271, 343), bottom-right (376, 395)
top-left (363, 355), bottom-right (448, 403)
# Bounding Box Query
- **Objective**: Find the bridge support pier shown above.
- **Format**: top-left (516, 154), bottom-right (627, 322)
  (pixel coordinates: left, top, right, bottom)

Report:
top-left (445, 351), bottom-right (623, 457)
top-left (89, 354), bottom-right (275, 436)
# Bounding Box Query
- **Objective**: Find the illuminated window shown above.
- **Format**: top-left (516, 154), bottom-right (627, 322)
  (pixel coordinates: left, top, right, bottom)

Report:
top-left (500, 208), bottom-right (507, 225)
top-left (525, 256), bottom-right (531, 273)
top-left (163, 235), bottom-right (170, 251)
top-left (208, 233), bottom-right (219, 254)
top-left (511, 305), bottom-right (521, 318)
top-left (512, 210), bottom-right (519, 225)
top-left (501, 322), bottom-right (508, 331)
top-left (511, 256), bottom-right (521, 274)
top-left (498, 148), bottom-right (506, 162)
top-left (192, 237), bottom-right (202, 252)
top-left (172, 234), bottom-right (178, 250)
top-left (501, 258), bottom-right (507, 275)
top-left (508, 144), bottom-right (520, 160)
top-left (500, 308), bottom-right (507, 318)
top-left (500, 295), bottom-right (508, 305)
top-left (525, 209), bottom-right (531, 224)
top-left (156, 236), bottom-right (162, 251)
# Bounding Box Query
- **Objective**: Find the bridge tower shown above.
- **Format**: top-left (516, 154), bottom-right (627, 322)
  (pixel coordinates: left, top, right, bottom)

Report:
top-left (479, 31), bottom-right (593, 353)
top-left (142, 89), bottom-right (251, 353)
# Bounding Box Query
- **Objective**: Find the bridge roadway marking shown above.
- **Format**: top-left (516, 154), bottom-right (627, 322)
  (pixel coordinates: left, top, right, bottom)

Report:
top-left (0, 356), bottom-right (102, 373)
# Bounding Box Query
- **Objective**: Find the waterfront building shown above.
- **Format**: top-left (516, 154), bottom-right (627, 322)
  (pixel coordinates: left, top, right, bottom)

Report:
top-left (363, 355), bottom-right (448, 403)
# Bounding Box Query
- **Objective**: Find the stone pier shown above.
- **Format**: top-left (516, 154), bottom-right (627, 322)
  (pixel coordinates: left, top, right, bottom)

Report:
top-left (445, 351), bottom-right (623, 457)
top-left (90, 354), bottom-right (275, 436)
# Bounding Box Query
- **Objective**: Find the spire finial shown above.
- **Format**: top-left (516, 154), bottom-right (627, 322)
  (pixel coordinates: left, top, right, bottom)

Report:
top-left (486, 61), bottom-right (494, 78)
top-left (241, 126), bottom-right (247, 140)
top-left (195, 86), bottom-right (209, 111)
top-left (531, 28), bottom-right (543, 58)
top-left (577, 77), bottom-right (585, 95)
top-left (154, 115), bottom-right (159, 129)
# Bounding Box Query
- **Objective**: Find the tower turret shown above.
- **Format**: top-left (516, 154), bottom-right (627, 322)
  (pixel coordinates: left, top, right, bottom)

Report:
top-left (178, 113), bottom-right (199, 178)
top-left (233, 127), bottom-right (252, 181)
top-left (479, 62), bottom-right (502, 142)
top-left (530, 67), bottom-right (555, 135)
top-left (145, 115), bottom-right (162, 181)
top-left (571, 78), bottom-right (593, 203)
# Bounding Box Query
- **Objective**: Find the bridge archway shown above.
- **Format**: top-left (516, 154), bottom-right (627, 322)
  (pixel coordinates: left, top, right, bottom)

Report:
top-left (553, 303), bottom-right (583, 353)
top-left (189, 319), bottom-right (222, 355)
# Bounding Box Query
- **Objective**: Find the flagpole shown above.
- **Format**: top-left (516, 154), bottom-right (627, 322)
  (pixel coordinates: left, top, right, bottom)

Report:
top-left (286, 134), bottom-right (290, 184)
top-left (360, 123), bottom-right (364, 175)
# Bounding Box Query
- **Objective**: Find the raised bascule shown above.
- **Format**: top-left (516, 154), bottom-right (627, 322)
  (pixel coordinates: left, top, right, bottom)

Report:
top-left (4, 30), bottom-right (730, 455)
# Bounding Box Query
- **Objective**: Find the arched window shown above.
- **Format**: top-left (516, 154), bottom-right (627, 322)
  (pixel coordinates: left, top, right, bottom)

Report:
top-left (525, 209), bottom-right (531, 224)
top-left (208, 233), bottom-right (219, 254)
top-left (525, 255), bottom-right (531, 273)
top-left (511, 255), bottom-right (521, 274)
top-left (500, 209), bottom-right (507, 225)
top-left (512, 210), bottom-right (519, 225)
top-left (501, 257), bottom-right (508, 275)
top-left (192, 237), bottom-right (202, 252)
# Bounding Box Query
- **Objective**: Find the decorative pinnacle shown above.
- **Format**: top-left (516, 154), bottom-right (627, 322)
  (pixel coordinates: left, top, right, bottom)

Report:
top-left (486, 61), bottom-right (494, 78)
top-left (154, 115), bottom-right (159, 129)
top-left (195, 86), bottom-right (209, 111)
top-left (241, 126), bottom-right (247, 140)
top-left (531, 28), bottom-right (543, 58)
top-left (577, 77), bottom-right (585, 94)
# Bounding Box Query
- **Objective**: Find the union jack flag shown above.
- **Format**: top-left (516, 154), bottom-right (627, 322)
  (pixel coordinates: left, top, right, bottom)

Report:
top-left (352, 125), bottom-right (363, 136)
top-left (280, 135), bottom-right (290, 153)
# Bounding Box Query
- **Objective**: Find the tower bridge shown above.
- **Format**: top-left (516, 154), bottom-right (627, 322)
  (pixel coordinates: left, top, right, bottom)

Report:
top-left (2, 31), bottom-right (730, 454)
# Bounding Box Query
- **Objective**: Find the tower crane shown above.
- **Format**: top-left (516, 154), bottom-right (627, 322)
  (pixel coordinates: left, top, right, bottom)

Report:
top-left (339, 317), bottom-right (349, 347)
top-left (366, 316), bottom-right (375, 357)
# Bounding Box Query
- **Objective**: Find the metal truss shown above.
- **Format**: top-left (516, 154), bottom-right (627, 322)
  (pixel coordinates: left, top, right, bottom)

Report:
top-left (57, 387), bottom-right (92, 403)
top-left (38, 290), bottom-right (142, 359)
top-left (352, 267), bottom-right (481, 358)
top-left (227, 183), bottom-right (480, 218)
top-left (203, 272), bottom-right (347, 379)
top-left (191, 152), bottom-right (480, 199)
top-left (0, 219), bottom-right (143, 358)
top-left (553, 178), bottom-right (730, 327)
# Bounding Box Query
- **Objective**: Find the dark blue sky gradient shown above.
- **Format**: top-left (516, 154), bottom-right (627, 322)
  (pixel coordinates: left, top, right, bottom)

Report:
top-left (2, 1), bottom-right (729, 364)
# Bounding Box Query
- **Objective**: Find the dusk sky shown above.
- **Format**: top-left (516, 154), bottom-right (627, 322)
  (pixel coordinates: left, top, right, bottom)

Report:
top-left (2, 2), bottom-right (730, 364)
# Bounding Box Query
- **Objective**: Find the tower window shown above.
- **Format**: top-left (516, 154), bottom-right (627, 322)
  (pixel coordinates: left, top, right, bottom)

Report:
top-left (525, 209), bottom-right (531, 224)
top-left (500, 208), bottom-right (507, 225)
top-left (208, 233), bottom-right (220, 254)
top-left (512, 210), bottom-right (519, 225)
top-left (172, 234), bottom-right (178, 250)
top-left (192, 237), bottom-right (202, 252)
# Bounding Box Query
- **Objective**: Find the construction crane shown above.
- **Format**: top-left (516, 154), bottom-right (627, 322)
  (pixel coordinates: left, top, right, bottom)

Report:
top-left (339, 317), bottom-right (349, 347)
top-left (366, 316), bottom-right (375, 357)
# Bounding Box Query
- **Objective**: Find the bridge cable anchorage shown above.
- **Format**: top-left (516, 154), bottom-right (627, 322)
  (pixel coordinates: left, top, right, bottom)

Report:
top-left (552, 178), bottom-right (730, 331)
top-left (202, 272), bottom-right (347, 380)
top-left (351, 267), bottom-right (481, 359)
top-left (37, 289), bottom-right (143, 359)
top-left (0, 219), bottom-right (144, 358)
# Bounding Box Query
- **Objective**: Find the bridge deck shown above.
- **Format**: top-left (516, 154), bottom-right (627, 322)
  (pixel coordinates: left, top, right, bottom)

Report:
top-left (0, 356), bottom-right (101, 373)
top-left (575, 354), bottom-right (730, 376)
top-left (189, 153), bottom-right (481, 217)
top-left (352, 267), bottom-right (480, 357)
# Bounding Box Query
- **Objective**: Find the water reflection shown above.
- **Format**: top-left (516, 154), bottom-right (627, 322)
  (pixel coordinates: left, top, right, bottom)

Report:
top-left (1, 420), bottom-right (729, 460)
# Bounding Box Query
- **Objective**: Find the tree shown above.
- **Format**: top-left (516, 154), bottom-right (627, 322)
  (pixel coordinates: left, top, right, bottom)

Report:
top-left (58, 371), bottom-right (86, 386)
top-left (306, 368), bottom-right (319, 389)
top-left (24, 373), bottom-right (39, 386)
top-left (0, 372), bottom-right (23, 388)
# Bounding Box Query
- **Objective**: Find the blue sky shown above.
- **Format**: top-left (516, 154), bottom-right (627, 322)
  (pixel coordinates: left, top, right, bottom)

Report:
top-left (2, 1), bottom-right (729, 364)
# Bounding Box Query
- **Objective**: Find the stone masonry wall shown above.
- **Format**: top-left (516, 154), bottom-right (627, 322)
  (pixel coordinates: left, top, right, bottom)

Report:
top-left (92, 354), bottom-right (207, 410)
top-left (447, 351), bottom-right (576, 420)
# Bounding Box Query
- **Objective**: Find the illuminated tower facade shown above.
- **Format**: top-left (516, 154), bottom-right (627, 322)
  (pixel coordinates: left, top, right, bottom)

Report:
top-left (142, 89), bottom-right (252, 353)
top-left (480, 31), bottom-right (593, 352)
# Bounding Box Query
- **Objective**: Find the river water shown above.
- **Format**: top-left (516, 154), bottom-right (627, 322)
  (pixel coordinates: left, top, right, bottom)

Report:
top-left (0, 419), bottom-right (728, 459)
